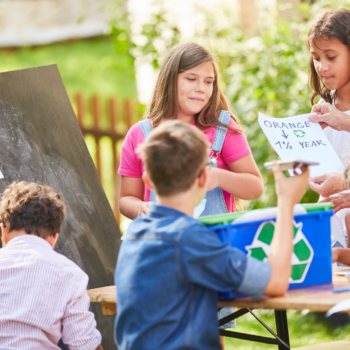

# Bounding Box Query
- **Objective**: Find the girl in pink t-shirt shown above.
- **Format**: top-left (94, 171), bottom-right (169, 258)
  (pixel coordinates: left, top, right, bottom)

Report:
top-left (119, 42), bottom-right (263, 220)
top-left (118, 42), bottom-right (264, 340)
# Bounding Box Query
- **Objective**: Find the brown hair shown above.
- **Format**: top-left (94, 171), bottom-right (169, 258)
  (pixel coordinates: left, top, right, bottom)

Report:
top-left (0, 181), bottom-right (65, 238)
top-left (137, 120), bottom-right (208, 197)
top-left (146, 42), bottom-right (241, 133)
top-left (307, 8), bottom-right (350, 105)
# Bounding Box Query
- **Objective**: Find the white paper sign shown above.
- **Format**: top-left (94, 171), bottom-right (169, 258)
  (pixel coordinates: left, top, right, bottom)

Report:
top-left (258, 112), bottom-right (344, 177)
top-left (0, 170), bottom-right (3, 179)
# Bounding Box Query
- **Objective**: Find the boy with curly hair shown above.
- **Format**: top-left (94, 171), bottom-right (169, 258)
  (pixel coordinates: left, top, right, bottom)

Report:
top-left (0, 182), bottom-right (103, 350)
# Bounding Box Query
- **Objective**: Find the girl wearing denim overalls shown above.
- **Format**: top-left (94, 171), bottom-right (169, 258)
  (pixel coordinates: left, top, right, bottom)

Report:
top-left (118, 42), bottom-right (264, 348)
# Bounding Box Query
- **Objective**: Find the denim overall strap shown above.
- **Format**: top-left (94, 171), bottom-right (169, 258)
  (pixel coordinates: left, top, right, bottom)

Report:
top-left (211, 110), bottom-right (231, 152)
top-left (200, 110), bottom-right (230, 217)
top-left (139, 119), bottom-right (152, 139)
top-left (138, 119), bottom-right (156, 203)
top-left (202, 110), bottom-right (236, 329)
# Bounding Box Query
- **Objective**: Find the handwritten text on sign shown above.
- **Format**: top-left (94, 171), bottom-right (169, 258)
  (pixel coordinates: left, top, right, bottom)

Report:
top-left (258, 112), bottom-right (343, 177)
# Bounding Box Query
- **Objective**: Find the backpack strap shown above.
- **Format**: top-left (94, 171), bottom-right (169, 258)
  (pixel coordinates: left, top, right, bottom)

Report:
top-left (139, 119), bottom-right (156, 202)
top-left (211, 110), bottom-right (230, 152)
top-left (139, 119), bottom-right (152, 138)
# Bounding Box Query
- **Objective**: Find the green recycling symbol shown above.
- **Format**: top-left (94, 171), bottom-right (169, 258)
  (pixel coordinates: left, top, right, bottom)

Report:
top-left (245, 220), bottom-right (314, 283)
top-left (294, 130), bottom-right (305, 138)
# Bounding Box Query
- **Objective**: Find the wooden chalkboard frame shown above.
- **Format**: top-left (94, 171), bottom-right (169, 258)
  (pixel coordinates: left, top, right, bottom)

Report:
top-left (0, 65), bottom-right (121, 349)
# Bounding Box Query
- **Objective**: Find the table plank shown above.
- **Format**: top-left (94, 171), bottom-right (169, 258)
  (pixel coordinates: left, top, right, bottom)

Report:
top-left (88, 286), bottom-right (116, 303)
top-left (219, 272), bottom-right (350, 312)
top-left (87, 267), bottom-right (350, 314)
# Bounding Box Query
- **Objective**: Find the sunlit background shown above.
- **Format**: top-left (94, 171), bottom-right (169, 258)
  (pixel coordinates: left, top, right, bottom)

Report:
top-left (1, 1), bottom-right (350, 347)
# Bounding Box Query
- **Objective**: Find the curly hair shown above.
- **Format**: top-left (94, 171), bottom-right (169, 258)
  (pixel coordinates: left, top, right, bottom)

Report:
top-left (0, 181), bottom-right (65, 238)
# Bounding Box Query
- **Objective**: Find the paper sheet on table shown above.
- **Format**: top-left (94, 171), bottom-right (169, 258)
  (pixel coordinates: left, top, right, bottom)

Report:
top-left (258, 112), bottom-right (344, 177)
top-left (326, 298), bottom-right (350, 317)
top-left (0, 170), bottom-right (3, 179)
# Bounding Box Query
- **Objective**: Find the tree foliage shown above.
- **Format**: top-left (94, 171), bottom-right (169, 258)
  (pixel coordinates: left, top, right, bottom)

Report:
top-left (110, 0), bottom-right (350, 209)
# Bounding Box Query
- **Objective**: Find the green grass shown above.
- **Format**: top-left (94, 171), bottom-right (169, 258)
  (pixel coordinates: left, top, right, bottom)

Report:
top-left (224, 310), bottom-right (350, 349)
top-left (0, 37), bottom-right (138, 210)
top-left (0, 36), bottom-right (137, 99)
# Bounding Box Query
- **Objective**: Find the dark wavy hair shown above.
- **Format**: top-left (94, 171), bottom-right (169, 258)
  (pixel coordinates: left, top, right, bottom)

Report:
top-left (0, 181), bottom-right (65, 238)
top-left (307, 8), bottom-right (350, 105)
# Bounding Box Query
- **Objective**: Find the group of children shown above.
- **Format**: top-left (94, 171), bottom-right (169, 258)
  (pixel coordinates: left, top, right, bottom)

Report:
top-left (1, 7), bottom-right (350, 350)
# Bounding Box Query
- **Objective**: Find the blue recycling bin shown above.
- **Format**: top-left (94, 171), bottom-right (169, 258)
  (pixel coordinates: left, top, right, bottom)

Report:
top-left (199, 203), bottom-right (333, 299)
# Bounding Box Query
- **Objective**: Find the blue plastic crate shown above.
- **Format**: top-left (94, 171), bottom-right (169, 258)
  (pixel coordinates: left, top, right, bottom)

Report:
top-left (207, 210), bottom-right (333, 299)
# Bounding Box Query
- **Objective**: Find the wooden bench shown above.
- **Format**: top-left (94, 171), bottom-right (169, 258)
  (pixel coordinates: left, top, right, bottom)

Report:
top-left (293, 341), bottom-right (350, 349)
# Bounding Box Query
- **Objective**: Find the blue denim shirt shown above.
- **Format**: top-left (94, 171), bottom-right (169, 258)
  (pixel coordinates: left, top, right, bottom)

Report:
top-left (114, 204), bottom-right (271, 350)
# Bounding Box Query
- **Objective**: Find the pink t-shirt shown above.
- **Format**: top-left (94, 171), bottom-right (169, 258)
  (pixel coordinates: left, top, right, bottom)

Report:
top-left (118, 118), bottom-right (251, 213)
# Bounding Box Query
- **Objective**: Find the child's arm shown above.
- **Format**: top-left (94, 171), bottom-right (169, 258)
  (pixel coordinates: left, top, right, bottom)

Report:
top-left (264, 163), bottom-right (309, 296)
top-left (62, 272), bottom-right (103, 349)
top-left (333, 248), bottom-right (350, 266)
top-left (309, 172), bottom-right (348, 198)
top-left (207, 154), bottom-right (264, 200)
top-left (119, 176), bottom-right (150, 219)
top-left (319, 192), bottom-right (350, 214)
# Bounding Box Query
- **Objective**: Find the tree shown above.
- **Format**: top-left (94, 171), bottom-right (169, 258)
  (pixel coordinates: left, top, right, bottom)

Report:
top-left (110, 0), bottom-right (350, 209)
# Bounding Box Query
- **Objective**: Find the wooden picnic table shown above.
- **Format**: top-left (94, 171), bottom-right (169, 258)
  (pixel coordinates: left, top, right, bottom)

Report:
top-left (87, 267), bottom-right (350, 350)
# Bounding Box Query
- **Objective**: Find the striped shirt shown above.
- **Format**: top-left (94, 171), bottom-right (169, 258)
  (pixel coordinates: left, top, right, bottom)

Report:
top-left (0, 234), bottom-right (102, 350)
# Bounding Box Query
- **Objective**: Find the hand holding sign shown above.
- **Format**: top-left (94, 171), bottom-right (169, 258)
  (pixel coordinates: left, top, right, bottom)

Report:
top-left (258, 112), bottom-right (343, 177)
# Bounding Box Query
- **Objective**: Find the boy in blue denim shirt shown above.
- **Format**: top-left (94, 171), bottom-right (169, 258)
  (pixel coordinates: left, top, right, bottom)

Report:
top-left (115, 120), bottom-right (309, 350)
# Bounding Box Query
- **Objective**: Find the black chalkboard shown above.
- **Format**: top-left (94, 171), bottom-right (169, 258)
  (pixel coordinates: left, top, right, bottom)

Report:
top-left (0, 65), bottom-right (120, 349)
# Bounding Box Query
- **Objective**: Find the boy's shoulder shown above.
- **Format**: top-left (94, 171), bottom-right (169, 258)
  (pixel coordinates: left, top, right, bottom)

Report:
top-left (49, 249), bottom-right (87, 278)
top-left (124, 206), bottom-right (209, 241)
top-left (1, 236), bottom-right (87, 281)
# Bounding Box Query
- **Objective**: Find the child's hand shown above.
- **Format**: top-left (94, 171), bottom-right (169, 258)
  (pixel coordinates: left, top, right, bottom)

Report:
top-left (206, 167), bottom-right (220, 191)
top-left (332, 248), bottom-right (350, 266)
top-left (309, 172), bottom-right (348, 197)
top-left (320, 192), bottom-right (350, 214)
top-left (309, 103), bottom-right (350, 131)
top-left (272, 162), bottom-right (309, 206)
top-left (332, 248), bottom-right (341, 263)
top-left (137, 202), bottom-right (151, 217)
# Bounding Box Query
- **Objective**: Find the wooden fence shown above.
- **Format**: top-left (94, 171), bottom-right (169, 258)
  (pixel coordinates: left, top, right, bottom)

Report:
top-left (75, 93), bottom-right (139, 225)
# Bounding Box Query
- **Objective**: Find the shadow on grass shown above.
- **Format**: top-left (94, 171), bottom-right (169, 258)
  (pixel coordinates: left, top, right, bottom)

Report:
top-left (223, 310), bottom-right (350, 350)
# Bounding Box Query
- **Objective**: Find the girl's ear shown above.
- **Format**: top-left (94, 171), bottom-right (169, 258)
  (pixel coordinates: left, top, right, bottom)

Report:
top-left (142, 171), bottom-right (155, 191)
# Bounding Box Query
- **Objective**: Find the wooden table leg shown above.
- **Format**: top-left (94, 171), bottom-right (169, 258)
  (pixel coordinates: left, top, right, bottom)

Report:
top-left (275, 310), bottom-right (290, 350)
top-left (102, 302), bottom-right (117, 315)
